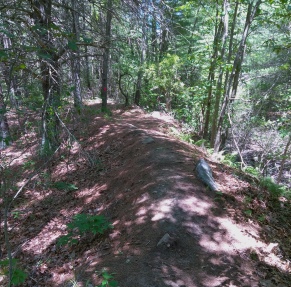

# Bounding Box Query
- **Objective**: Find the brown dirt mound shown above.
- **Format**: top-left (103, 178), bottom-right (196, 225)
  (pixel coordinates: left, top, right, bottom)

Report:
top-left (1, 100), bottom-right (290, 287)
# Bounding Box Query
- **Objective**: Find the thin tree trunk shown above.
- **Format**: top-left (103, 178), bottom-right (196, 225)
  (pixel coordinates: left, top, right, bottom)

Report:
top-left (134, 7), bottom-right (147, 106)
top-left (71, 0), bottom-right (83, 112)
top-left (214, 0), bottom-right (262, 152)
top-left (85, 45), bottom-right (91, 91)
top-left (210, 0), bottom-right (232, 147)
top-left (32, 0), bottom-right (61, 155)
top-left (2, 35), bottom-right (20, 109)
top-left (203, 2), bottom-right (225, 139)
top-left (101, 0), bottom-right (113, 112)
top-left (277, 134), bottom-right (291, 183)
top-left (0, 83), bottom-right (11, 149)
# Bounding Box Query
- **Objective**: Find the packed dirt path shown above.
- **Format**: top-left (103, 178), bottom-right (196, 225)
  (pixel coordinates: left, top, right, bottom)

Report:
top-left (2, 100), bottom-right (290, 287)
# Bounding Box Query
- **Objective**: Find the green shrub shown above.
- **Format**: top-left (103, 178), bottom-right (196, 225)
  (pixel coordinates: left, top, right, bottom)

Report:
top-left (259, 177), bottom-right (290, 199)
top-left (243, 166), bottom-right (260, 177)
top-left (220, 153), bottom-right (239, 168)
top-left (57, 214), bottom-right (112, 246)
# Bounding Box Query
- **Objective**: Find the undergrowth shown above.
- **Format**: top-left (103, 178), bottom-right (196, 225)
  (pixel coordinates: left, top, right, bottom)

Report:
top-left (57, 214), bottom-right (112, 246)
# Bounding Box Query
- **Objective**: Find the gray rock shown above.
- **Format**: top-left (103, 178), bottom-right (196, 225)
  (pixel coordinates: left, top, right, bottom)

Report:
top-left (195, 158), bottom-right (219, 191)
top-left (157, 233), bottom-right (171, 247)
top-left (142, 136), bottom-right (155, 144)
top-left (157, 233), bottom-right (177, 248)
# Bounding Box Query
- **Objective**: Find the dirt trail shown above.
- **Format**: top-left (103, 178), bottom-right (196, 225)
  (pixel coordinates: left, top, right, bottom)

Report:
top-left (2, 101), bottom-right (290, 287)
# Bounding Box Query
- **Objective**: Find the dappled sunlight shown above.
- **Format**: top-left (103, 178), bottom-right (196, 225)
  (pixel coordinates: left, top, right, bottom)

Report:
top-left (2, 100), bottom-right (290, 286)
top-left (135, 192), bottom-right (150, 204)
top-left (54, 161), bottom-right (78, 177)
top-left (150, 198), bottom-right (178, 222)
top-left (23, 217), bottom-right (66, 254)
top-left (74, 183), bottom-right (107, 203)
top-left (163, 265), bottom-right (198, 287)
top-left (178, 195), bottom-right (213, 216)
top-left (217, 217), bottom-right (263, 250)
top-left (201, 274), bottom-right (230, 287)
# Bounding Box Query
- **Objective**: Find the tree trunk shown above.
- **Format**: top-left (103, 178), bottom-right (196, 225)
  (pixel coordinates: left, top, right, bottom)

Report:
top-left (134, 9), bottom-right (147, 106)
top-left (101, 0), bottom-right (113, 112)
top-left (32, 0), bottom-right (61, 155)
top-left (214, 0), bottom-right (262, 152)
top-left (210, 0), bottom-right (233, 147)
top-left (202, 2), bottom-right (225, 139)
top-left (2, 35), bottom-right (20, 109)
top-left (0, 83), bottom-right (11, 149)
top-left (71, 0), bottom-right (83, 112)
top-left (277, 134), bottom-right (291, 183)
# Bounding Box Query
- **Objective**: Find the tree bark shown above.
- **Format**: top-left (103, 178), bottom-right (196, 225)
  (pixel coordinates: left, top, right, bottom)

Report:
top-left (203, 1), bottom-right (226, 139)
top-left (71, 0), bottom-right (83, 112)
top-left (101, 0), bottom-right (113, 112)
top-left (2, 34), bottom-right (20, 110)
top-left (31, 0), bottom-right (61, 155)
top-left (134, 5), bottom-right (147, 106)
top-left (210, 0), bottom-right (236, 147)
top-left (0, 83), bottom-right (11, 149)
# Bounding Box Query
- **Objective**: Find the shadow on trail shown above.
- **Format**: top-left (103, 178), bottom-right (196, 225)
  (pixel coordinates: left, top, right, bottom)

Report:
top-left (7, 103), bottom-right (289, 287)
top-left (63, 105), bottom-right (262, 287)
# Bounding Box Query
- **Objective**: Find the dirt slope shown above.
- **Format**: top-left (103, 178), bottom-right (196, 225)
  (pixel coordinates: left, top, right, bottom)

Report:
top-left (1, 100), bottom-right (290, 287)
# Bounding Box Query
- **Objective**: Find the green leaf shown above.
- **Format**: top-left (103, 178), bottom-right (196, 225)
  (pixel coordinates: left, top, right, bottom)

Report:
top-left (109, 281), bottom-right (119, 287)
top-left (15, 63), bottom-right (26, 71)
top-left (0, 50), bottom-right (7, 59)
top-left (68, 40), bottom-right (78, 51)
top-left (244, 209), bottom-right (252, 216)
top-left (11, 269), bottom-right (27, 285)
top-left (0, 258), bottom-right (17, 267)
top-left (102, 271), bottom-right (113, 280)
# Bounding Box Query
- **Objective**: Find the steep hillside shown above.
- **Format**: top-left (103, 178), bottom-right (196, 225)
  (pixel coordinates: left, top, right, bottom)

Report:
top-left (1, 100), bottom-right (290, 287)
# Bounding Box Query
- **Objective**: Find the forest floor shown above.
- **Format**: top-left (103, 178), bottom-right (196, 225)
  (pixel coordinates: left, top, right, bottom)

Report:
top-left (1, 99), bottom-right (291, 287)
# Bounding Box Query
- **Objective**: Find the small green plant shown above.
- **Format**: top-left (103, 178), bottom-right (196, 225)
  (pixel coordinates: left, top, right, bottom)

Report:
top-left (258, 214), bottom-right (265, 222)
top-left (259, 177), bottom-right (290, 199)
top-left (52, 181), bottom-right (78, 192)
top-left (101, 107), bottom-right (113, 119)
top-left (243, 166), bottom-right (260, 177)
top-left (96, 270), bottom-right (119, 287)
top-left (194, 139), bottom-right (208, 147)
top-left (22, 159), bottom-right (35, 170)
top-left (220, 153), bottom-right (239, 168)
top-left (214, 191), bottom-right (223, 200)
top-left (57, 214), bottom-right (112, 246)
top-left (249, 249), bottom-right (259, 261)
top-left (0, 258), bottom-right (27, 286)
top-left (244, 209), bottom-right (252, 216)
top-left (11, 210), bottom-right (24, 219)
top-left (243, 195), bottom-right (252, 204)
top-left (169, 127), bottom-right (194, 144)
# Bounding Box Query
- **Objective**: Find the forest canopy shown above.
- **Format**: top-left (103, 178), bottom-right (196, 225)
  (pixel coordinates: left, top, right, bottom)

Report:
top-left (0, 0), bottom-right (290, 184)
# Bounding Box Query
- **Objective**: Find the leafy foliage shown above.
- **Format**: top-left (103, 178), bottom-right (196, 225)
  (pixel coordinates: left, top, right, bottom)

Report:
top-left (0, 258), bottom-right (27, 286)
top-left (57, 214), bottom-right (112, 246)
top-left (97, 270), bottom-right (119, 287)
top-left (259, 177), bottom-right (290, 199)
top-left (52, 181), bottom-right (78, 192)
